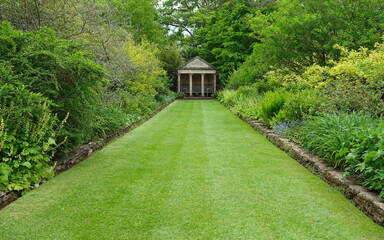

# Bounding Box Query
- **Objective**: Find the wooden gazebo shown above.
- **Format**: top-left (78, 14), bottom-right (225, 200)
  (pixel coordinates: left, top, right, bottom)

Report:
top-left (177, 56), bottom-right (217, 97)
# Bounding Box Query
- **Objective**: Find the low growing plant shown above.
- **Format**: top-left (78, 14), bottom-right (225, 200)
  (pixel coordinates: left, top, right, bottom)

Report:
top-left (344, 124), bottom-right (384, 198)
top-left (271, 88), bottom-right (322, 125)
top-left (299, 112), bottom-right (379, 168)
top-left (272, 120), bottom-right (304, 140)
top-left (0, 84), bottom-right (63, 191)
top-left (258, 90), bottom-right (289, 126)
top-left (218, 89), bottom-right (239, 106)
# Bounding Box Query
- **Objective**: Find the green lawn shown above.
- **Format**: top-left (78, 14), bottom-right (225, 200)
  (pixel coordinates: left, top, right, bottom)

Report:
top-left (0, 100), bottom-right (383, 239)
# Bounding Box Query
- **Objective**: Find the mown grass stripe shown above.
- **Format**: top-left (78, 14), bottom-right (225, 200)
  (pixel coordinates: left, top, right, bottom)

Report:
top-left (0, 100), bottom-right (383, 239)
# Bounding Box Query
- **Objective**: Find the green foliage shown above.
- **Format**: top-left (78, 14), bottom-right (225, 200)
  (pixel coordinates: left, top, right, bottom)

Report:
top-left (345, 124), bottom-right (384, 197)
top-left (228, 0), bottom-right (384, 88)
top-left (194, 0), bottom-right (258, 83)
top-left (257, 90), bottom-right (289, 126)
top-left (0, 0), bottom-right (166, 45)
top-left (0, 84), bottom-right (59, 191)
top-left (319, 44), bottom-right (384, 116)
top-left (227, 48), bottom-right (271, 89)
top-left (91, 104), bottom-right (128, 139)
top-left (160, 0), bottom-right (224, 50)
top-left (299, 113), bottom-right (379, 168)
top-left (271, 88), bottom-right (322, 125)
top-left (218, 86), bottom-right (263, 119)
top-left (158, 44), bottom-right (185, 90)
top-left (218, 89), bottom-right (240, 107)
top-left (233, 97), bottom-right (262, 119)
top-left (263, 0), bottom-right (384, 67)
top-left (0, 22), bottom-right (106, 151)
top-left (109, 0), bottom-right (166, 44)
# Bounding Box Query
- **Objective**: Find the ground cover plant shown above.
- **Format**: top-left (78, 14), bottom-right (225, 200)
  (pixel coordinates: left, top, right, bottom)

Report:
top-left (344, 125), bottom-right (384, 197)
top-left (0, 101), bottom-right (383, 239)
top-left (299, 113), bottom-right (380, 169)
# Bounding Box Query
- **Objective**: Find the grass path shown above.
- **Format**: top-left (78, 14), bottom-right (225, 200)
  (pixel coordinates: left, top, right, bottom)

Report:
top-left (0, 100), bottom-right (383, 239)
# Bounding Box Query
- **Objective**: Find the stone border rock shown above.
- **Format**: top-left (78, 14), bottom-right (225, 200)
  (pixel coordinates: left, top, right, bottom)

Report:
top-left (237, 115), bottom-right (384, 226)
top-left (0, 101), bottom-right (174, 210)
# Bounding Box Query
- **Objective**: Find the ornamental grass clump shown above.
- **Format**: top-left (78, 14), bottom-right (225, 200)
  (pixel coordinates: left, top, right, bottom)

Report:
top-left (299, 112), bottom-right (379, 169)
top-left (258, 90), bottom-right (290, 126)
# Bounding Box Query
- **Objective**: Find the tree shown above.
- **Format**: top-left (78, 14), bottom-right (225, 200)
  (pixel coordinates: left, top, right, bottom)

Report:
top-left (194, 0), bottom-right (260, 83)
top-left (109, 0), bottom-right (167, 45)
top-left (158, 44), bottom-right (185, 90)
top-left (227, 0), bottom-right (384, 88)
top-left (160, 0), bottom-right (226, 41)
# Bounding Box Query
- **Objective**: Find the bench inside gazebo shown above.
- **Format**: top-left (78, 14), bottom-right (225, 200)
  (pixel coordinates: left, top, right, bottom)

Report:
top-left (177, 56), bottom-right (217, 97)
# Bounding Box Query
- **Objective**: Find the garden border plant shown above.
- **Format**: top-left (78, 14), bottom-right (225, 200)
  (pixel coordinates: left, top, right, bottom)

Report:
top-left (0, 100), bottom-right (175, 209)
top-left (222, 103), bottom-right (384, 227)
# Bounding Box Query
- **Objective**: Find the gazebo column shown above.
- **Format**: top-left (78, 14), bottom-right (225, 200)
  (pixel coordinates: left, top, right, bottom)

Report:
top-left (177, 74), bottom-right (181, 93)
top-left (189, 73), bottom-right (193, 96)
top-left (214, 74), bottom-right (217, 93)
top-left (201, 74), bottom-right (205, 97)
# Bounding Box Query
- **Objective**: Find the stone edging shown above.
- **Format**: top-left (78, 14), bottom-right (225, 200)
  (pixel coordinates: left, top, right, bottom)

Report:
top-left (238, 115), bottom-right (384, 226)
top-left (0, 101), bottom-right (174, 210)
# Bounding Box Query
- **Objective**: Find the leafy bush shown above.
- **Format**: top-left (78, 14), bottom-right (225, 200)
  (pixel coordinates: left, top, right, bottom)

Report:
top-left (218, 90), bottom-right (239, 106)
top-left (0, 22), bottom-right (105, 152)
top-left (271, 88), bottom-right (322, 125)
top-left (91, 105), bottom-right (128, 139)
top-left (321, 80), bottom-right (383, 116)
top-left (344, 124), bottom-right (384, 197)
top-left (155, 92), bottom-right (178, 104)
top-left (258, 90), bottom-right (289, 126)
top-left (233, 97), bottom-right (262, 119)
top-left (303, 43), bottom-right (384, 116)
top-left (0, 84), bottom-right (61, 191)
top-left (299, 113), bottom-right (379, 168)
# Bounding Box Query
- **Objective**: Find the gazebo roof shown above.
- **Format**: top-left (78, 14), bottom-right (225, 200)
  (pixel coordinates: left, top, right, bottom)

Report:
top-left (178, 56), bottom-right (216, 70)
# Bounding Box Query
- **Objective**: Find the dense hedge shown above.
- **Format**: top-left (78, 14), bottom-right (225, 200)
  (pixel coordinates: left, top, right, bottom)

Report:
top-left (0, 84), bottom-right (58, 191)
top-left (0, 22), bottom-right (177, 192)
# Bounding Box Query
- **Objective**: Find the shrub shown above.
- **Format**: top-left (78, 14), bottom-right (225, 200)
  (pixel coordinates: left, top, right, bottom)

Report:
top-left (271, 88), bottom-right (323, 125)
top-left (0, 84), bottom-right (61, 191)
top-left (299, 112), bottom-right (379, 168)
top-left (218, 89), bottom-right (239, 106)
top-left (320, 80), bottom-right (383, 116)
top-left (258, 90), bottom-right (289, 126)
top-left (91, 105), bottom-right (128, 139)
top-left (344, 124), bottom-right (384, 198)
top-left (0, 22), bottom-right (105, 152)
top-left (308, 43), bottom-right (384, 116)
top-left (236, 85), bottom-right (260, 98)
top-left (233, 97), bottom-right (262, 119)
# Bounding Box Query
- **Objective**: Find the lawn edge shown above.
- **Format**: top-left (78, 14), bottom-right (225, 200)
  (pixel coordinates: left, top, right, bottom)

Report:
top-left (0, 100), bottom-right (175, 210)
top-left (222, 104), bottom-right (384, 227)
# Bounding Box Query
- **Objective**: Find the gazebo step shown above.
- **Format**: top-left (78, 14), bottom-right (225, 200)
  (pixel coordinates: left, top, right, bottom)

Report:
top-left (180, 97), bottom-right (215, 100)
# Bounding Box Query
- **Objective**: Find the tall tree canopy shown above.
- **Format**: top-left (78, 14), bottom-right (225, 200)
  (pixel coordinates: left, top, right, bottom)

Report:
top-left (161, 0), bottom-right (277, 84)
top-left (227, 0), bottom-right (384, 88)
